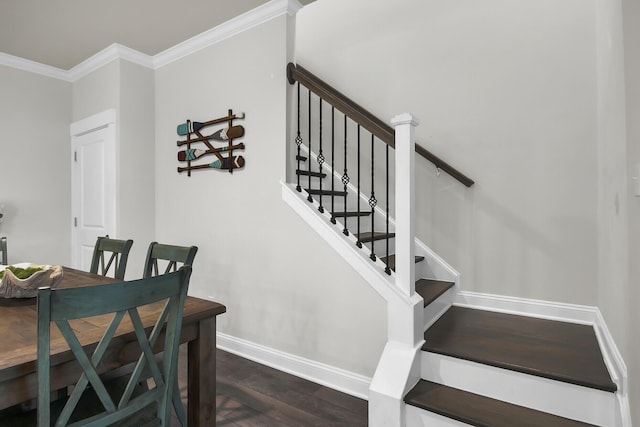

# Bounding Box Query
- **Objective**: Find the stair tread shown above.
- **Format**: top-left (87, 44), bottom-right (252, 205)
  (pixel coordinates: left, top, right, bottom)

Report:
top-left (331, 211), bottom-right (372, 217)
top-left (380, 254), bottom-right (425, 271)
top-left (415, 279), bottom-right (454, 307)
top-left (355, 231), bottom-right (395, 243)
top-left (296, 169), bottom-right (327, 178)
top-left (423, 306), bottom-right (617, 392)
top-left (405, 380), bottom-right (597, 427)
top-left (305, 188), bottom-right (347, 196)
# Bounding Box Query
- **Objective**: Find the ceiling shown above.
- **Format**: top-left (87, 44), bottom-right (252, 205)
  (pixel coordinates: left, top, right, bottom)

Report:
top-left (0, 0), bottom-right (314, 71)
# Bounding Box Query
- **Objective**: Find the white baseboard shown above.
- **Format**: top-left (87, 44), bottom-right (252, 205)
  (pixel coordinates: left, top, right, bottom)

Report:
top-left (216, 332), bottom-right (371, 400)
top-left (454, 290), bottom-right (598, 324)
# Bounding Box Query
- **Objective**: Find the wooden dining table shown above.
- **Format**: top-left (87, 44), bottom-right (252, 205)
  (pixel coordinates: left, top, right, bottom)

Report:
top-left (0, 266), bottom-right (226, 426)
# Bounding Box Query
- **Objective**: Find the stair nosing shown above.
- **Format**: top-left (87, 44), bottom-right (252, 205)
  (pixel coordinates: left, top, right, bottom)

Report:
top-left (405, 380), bottom-right (598, 427)
top-left (305, 188), bottom-right (347, 196)
top-left (355, 231), bottom-right (395, 243)
top-left (331, 211), bottom-right (372, 217)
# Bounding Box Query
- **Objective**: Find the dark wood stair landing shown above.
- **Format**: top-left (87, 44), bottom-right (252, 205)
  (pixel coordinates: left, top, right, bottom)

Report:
top-left (416, 279), bottom-right (454, 307)
top-left (405, 380), bottom-right (597, 427)
top-left (423, 306), bottom-right (616, 392)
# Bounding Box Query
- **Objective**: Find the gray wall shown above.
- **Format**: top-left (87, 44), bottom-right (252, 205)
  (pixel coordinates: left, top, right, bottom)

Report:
top-left (0, 66), bottom-right (71, 265)
top-left (623, 0), bottom-right (640, 421)
top-left (154, 15), bottom-right (387, 377)
top-left (296, 0), bottom-right (599, 305)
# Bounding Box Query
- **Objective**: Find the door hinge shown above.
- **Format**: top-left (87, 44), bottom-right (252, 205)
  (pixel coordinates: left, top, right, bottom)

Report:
top-left (74, 151), bottom-right (77, 162)
top-left (74, 217), bottom-right (77, 227)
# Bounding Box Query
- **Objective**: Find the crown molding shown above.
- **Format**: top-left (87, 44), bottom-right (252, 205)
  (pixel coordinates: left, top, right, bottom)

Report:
top-left (67, 43), bottom-right (154, 81)
top-left (153, 0), bottom-right (299, 69)
top-left (0, 52), bottom-right (71, 82)
top-left (0, 0), bottom-right (304, 82)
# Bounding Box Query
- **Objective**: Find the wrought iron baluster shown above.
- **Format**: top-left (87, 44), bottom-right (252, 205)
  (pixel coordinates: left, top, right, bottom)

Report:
top-left (307, 89), bottom-right (313, 202)
top-left (385, 143), bottom-right (391, 275)
top-left (331, 106), bottom-right (336, 224)
top-left (318, 98), bottom-right (324, 213)
top-left (369, 134), bottom-right (377, 261)
top-left (342, 115), bottom-right (349, 236)
top-left (295, 82), bottom-right (302, 192)
top-left (356, 125), bottom-right (362, 249)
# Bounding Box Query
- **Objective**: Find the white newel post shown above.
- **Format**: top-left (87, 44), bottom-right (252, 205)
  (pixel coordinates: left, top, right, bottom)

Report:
top-left (392, 113), bottom-right (418, 297)
top-left (369, 114), bottom-right (422, 427)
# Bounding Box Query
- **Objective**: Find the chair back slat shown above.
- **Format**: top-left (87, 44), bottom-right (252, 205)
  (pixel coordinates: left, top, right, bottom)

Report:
top-left (0, 236), bottom-right (7, 265)
top-left (37, 267), bottom-right (191, 427)
top-left (89, 236), bottom-right (133, 280)
top-left (143, 242), bottom-right (197, 279)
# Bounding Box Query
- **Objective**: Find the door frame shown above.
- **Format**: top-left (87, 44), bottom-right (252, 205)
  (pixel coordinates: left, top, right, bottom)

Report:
top-left (70, 109), bottom-right (117, 269)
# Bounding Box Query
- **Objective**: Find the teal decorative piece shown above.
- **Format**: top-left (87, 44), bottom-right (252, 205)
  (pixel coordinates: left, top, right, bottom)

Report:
top-left (176, 110), bottom-right (246, 176)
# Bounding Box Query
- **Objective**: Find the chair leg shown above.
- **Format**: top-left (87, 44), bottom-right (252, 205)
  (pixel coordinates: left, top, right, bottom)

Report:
top-left (172, 382), bottom-right (187, 427)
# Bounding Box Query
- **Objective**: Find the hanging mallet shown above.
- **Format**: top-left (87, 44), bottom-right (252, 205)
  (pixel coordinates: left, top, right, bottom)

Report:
top-left (177, 156), bottom-right (245, 173)
top-left (176, 125), bottom-right (244, 146)
top-left (176, 112), bottom-right (245, 136)
top-left (177, 143), bottom-right (245, 161)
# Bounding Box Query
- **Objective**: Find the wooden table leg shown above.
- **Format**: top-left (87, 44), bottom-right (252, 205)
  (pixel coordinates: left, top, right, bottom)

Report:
top-left (188, 316), bottom-right (216, 427)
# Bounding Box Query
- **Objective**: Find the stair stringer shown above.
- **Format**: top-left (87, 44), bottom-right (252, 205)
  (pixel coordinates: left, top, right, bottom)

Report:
top-left (283, 181), bottom-right (431, 427)
top-left (282, 181), bottom-right (423, 341)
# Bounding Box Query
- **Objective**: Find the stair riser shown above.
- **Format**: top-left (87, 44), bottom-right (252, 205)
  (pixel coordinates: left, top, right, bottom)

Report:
top-left (423, 286), bottom-right (455, 330)
top-left (420, 352), bottom-right (617, 426)
top-left (405, 405), bottom-right (470, 426)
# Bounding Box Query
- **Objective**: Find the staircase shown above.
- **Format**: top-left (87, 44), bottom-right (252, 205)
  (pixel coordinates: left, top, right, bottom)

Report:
top-left (282, 63), bottom-right (629, 426)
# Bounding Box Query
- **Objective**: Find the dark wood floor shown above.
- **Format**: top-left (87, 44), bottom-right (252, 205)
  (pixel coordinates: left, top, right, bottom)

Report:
top-left (172, 345), bottom-right (368, 426)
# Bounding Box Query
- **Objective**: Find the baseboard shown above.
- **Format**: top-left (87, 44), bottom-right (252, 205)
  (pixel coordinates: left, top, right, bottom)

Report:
top-left (217, 332), bottom-right (371, 400)
top-left (454, 290), bottom-right (600, 324)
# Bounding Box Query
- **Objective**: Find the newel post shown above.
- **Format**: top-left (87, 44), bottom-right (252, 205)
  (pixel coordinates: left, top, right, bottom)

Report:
top-left (392, 113), bottom-right (418, 297)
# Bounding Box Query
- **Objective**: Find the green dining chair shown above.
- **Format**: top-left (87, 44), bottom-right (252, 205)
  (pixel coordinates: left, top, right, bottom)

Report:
top-left (142, 242), bottom-right (197, 426)
top-left (143, 242), bottom-right (197, 279)
top-left (32, 267), bottom-right (192, 427)
top-left (0, 237), bottom-right (6, 265)
top-left (90, 235), bottom-right (134, 280)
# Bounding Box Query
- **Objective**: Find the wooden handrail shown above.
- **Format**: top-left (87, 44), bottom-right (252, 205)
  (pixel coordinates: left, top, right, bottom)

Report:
top-left (287, 63), bottom-right (474, 187)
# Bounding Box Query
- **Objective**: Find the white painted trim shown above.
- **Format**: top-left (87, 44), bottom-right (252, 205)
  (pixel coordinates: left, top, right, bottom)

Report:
top-left (1, 0), bottom-right (304, 81)
top-left (454, 290), bottom-right (598, 325)
top-left (217, 332), bottom-right (371, 400)
top-left (153, 0), bottom-right (298, 69)
top-left (392, 113), bottom-right (417, 297)
top-left (282, 182), bottom-right (412, 306)
top-left (0, 52), bottom-right (70, 81)
top-left (67, 43), bottom-right (154, 81)
top-left (70, 108), bottom-right (116, 136)
top-left (594, 310), bottom-right (631, 426)
top-left (423, 285), bottom-right (455, 331)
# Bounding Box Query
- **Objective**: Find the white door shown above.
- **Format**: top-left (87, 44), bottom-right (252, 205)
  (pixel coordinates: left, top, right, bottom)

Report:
top-left (70, 110), bottom-right (116, 271)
